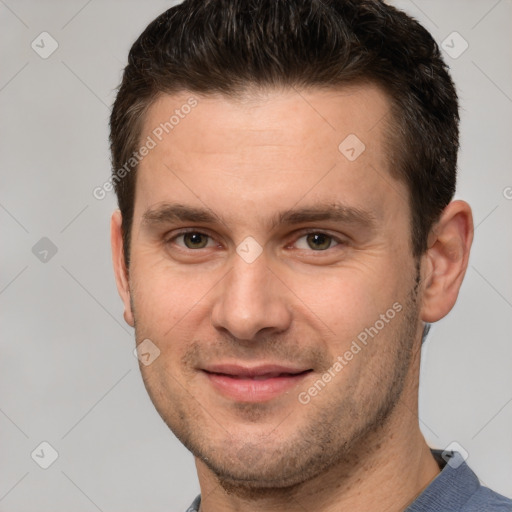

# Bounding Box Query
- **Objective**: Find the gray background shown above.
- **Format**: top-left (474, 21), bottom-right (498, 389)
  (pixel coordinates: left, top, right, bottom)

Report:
top-left (1, 0), bottom-right (511, 510)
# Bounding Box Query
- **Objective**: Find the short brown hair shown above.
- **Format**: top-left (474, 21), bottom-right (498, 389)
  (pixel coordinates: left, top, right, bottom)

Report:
top-left (110, 0), bottom-right (459, 265)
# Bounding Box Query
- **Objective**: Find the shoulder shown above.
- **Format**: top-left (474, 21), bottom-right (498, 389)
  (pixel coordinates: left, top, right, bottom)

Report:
top-left (407, 451), bottom-right (512, 512)
top-left (463, 485), bottom-right (512, 511)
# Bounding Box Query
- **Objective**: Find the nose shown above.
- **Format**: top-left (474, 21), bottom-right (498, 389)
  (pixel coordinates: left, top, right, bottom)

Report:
top-left (211, 254), bottom-right (293, 341)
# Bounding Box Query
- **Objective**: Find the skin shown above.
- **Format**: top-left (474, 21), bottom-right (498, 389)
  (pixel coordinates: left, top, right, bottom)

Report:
top-left (111, 85), bottom-right (473, 511)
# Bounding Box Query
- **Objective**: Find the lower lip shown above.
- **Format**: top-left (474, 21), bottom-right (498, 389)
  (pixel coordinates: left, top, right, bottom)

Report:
top-left (204, 371), bottom-right (311, 402)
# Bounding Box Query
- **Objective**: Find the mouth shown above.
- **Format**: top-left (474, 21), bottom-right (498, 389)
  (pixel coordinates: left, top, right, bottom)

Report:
top-left (202, 364), bottom-right (313, 402)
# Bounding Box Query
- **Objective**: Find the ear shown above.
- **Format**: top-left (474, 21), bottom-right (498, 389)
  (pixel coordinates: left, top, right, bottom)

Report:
top-left (420, 200), bottom-right (474, 323)
top-left (111, 210), bottom-right (135, 327)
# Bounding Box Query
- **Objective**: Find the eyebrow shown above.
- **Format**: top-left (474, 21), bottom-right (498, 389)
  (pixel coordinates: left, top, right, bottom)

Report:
top-left (142, 203), bottom-right (220, 225)
top-left (141, 202), bottom-right (376, 231)
top-left (275, 204), bottom-right (376, 231)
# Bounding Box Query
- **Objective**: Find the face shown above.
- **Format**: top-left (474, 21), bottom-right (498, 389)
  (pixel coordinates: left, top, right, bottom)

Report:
top-left (117, 85), bottom-right (426, 490)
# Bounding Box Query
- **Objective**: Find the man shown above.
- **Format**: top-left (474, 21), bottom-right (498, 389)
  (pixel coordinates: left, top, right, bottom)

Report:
top-left (109, 0), bottom-right (512, 510)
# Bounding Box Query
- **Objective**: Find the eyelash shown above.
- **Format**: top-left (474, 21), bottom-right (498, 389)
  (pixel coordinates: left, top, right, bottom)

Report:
top-left (165, 228), bottom-right (347, 252)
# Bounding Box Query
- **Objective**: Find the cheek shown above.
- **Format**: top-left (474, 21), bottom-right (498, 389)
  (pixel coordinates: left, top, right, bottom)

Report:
top-left (130, 257), bottom-right (214, 334)
top-left (289, 261), bottom-right (404, 348)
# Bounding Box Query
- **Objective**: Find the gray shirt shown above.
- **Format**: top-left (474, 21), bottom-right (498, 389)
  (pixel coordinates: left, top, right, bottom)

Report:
top-left (185, 451), bottom-right (512, 511)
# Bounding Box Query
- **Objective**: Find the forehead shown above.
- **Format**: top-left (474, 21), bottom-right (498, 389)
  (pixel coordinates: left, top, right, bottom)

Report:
top-left (142, 84), bottom-right (392, 157)
top-left (134, 85), bottom-right (406, 229)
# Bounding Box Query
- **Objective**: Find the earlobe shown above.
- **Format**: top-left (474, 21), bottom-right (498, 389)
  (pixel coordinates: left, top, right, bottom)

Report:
top-left (420, 200), bottom-right (474, 323)
top-left (111, 210), bottom-right (135, 327)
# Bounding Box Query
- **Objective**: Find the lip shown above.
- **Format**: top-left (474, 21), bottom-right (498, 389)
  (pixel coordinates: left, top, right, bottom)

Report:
top-left (202, 364), bottom-right (312, 402)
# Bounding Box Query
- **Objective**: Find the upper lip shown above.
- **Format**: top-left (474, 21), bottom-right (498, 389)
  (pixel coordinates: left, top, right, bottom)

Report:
top-left (202, 364), bottom-right (311, 378)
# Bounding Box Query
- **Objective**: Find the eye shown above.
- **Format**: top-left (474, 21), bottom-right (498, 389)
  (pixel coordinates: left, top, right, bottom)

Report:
top-left (294, 232), bottom-right (340, 251)
top-left (172, 231), bottom-right (215, 249)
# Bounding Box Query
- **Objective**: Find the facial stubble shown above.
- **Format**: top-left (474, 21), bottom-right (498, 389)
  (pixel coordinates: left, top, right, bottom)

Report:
top-left (132, 266), bottom-right (422, 498)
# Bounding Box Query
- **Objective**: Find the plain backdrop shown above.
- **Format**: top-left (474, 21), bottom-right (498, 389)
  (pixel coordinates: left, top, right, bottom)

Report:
top-left (1, 1), bottom-right (511, 510)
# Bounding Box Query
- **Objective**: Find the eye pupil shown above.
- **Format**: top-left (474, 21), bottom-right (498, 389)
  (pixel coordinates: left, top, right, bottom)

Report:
top-left (306, 233), bottom-right (331, 250)
top-left (184, 232), bottom-right (208, 249)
